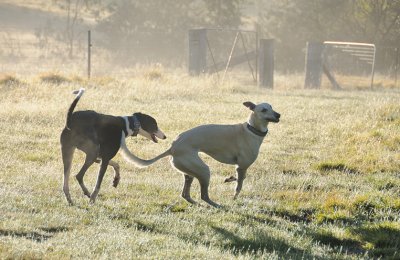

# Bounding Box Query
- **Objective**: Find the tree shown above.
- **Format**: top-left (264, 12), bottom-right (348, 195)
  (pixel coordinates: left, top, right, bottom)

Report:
top-left (257, 0), bottom-right (400, 71)
top-left (345, 0), bottom-right (400, 45)
top-left (96, 0), bottom-right (244, 65)
top-left (53, 0), bottom-right (96, 58)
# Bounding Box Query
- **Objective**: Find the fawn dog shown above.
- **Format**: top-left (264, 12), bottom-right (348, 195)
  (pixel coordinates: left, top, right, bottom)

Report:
top-left (120, 101), bottom-right (280, 207)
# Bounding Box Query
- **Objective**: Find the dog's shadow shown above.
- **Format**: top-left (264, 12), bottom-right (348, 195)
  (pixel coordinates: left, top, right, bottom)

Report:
top-left (0, 226), bottom-right (69, 243)
top-left (210, 225), bottom-right (306, 256)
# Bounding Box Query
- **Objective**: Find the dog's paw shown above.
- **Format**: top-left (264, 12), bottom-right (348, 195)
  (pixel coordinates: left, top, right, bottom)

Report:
top-left (112, 177), bottom-right (120, 188)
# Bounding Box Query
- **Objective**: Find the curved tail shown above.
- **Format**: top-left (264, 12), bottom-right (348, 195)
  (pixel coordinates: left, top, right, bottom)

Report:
top-left (66, 88), bottom-right (85, 129)
top-left (119, 134), bottom-right (171, 168)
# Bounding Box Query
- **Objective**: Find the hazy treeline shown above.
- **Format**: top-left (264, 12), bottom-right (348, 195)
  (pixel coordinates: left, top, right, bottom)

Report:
top-left (258, 0), bottom-right (400, 71)
top-left (54, 0), bottom-right (400, 70)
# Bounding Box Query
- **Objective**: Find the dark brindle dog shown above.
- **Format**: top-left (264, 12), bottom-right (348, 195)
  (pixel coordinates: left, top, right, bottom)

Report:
top-left (60, 88), bottom-right (166, 205)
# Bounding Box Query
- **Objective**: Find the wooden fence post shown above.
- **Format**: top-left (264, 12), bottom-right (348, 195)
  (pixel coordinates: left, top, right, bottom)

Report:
top-left (258, 38), bottom-right (274, 88)
top-left (188, 29), bottom-right (207, 76)
top-left (304, 41), bottom-right (324, 88)
top-left (87, 30), bottom-right (92, 79)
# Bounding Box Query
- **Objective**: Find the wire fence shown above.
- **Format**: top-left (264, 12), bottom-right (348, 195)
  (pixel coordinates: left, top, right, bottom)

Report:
top-left (0, 26), bottom-right (188, 78)
top-left (1, 25), bottom-right (399, 88)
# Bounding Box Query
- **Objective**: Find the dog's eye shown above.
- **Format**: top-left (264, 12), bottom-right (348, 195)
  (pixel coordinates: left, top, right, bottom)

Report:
top-left (261, 108), bottom-right (267, 112)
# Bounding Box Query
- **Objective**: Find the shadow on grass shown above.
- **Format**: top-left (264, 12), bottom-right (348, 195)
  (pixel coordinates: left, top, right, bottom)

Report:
top-left (349, 224), bottom-right (400, 258)
top-left (131, 221), bottom-right (157, 233)
top-left (0, 226), bottom-right (69, 243)
top-left (210, 225), bottom-right (308, 257)
top-left (259, 208), bottom-right (315, 224)
top-left (307, 223), bottom-right (400, 258)
top-left (99, 199), bottom-right (400, 258)
top-left (309, 229), bottom-right (364, 255)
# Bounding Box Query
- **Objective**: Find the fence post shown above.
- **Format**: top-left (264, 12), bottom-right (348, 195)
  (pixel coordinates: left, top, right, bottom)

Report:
top-left (258, 38), bottom-right (274, 88)
top-left (188, 29), bottom-right (207, 76)
top-left (304, 41), bottom-right (324, 88)
top-left (395, 47), bottom-right (399, 87)
top-left (87, 30), bottom-right (92, 79)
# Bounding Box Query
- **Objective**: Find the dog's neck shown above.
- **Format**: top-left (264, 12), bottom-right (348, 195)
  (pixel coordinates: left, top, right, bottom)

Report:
top-left (122, 116), bottom-right (140, 137)
top-left (246, 123), bottom-right (268, 137)
top-left (247, 115), bottom-right (268, 137)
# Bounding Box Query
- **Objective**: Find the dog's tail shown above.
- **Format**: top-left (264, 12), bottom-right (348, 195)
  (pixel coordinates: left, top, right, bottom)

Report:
top-left (119, 134), bottom-right (171, 168)
top-left (66, 88), bottom-right (85, 129)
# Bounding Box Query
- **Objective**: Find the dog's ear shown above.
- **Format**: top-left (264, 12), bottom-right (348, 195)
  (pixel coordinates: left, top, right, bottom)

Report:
top-left (243, 101), bottom-right (256, 111)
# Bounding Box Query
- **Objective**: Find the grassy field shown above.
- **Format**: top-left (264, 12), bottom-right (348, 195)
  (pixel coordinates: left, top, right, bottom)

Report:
top-left (0, 70), bottom-right (399, 259)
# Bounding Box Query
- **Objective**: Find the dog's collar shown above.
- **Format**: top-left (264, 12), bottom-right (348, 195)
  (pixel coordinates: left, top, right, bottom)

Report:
top-left (122, 116), bottom-right (140, 137)
top-left (246, 123), bottom-right (268, 137)
top-left (128, 115), bottom-right (141, 136)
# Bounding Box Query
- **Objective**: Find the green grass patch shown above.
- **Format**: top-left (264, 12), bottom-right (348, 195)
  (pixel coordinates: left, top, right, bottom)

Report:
top-left (315, 211), bottom-right (354, 224)
top-left (22, 152), bottom-right (55, 163)
top-left (315, 161), bottom-right (359, 174)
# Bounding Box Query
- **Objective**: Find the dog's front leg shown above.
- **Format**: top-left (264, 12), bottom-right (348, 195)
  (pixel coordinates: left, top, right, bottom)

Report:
top-left (233, 167), bottom-right (247, 199)
top-left (90, 160), bottom-right (109, 204)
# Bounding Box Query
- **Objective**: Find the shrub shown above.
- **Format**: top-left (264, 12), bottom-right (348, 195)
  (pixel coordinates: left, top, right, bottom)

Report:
top-left (0, 74), bottom-right (20, 86)
top-left (143, 64), bottom-right (164, 80)
top-left (38, 72), bottom-right (69, 84)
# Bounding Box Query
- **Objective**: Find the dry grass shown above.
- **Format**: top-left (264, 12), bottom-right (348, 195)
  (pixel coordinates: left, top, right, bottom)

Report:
top-left (38, 72), bottom-right (70, 84)
top-left (0, 71), bottom-right (399, 259)
top-left (0, 74), bottom-right (21, 86)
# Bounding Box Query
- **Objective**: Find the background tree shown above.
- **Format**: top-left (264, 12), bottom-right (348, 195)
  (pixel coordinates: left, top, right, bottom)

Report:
top-left (96, 0), bottom-right (244, 65)
top-left (53, 0), bottom-right (97, 58)
top-left (257, 0), bottom-right (400, 71)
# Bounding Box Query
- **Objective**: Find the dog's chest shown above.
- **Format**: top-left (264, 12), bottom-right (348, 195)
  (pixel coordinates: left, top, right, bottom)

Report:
top-left (204, 138), bottom-right (260, 166)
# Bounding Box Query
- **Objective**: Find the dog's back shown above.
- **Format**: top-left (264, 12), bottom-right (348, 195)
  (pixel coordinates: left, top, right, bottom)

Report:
top-left (68, 110), bottom-right (98, 131)
top-left (170, 123), bottom-right (258, 165)
top-left (67, 110), bottom-right (125, 145)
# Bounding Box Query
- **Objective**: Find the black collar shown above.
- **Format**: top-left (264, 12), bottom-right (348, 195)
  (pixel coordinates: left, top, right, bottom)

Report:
top-left (122, 116), bottom-right (141, 137)
top-left (246, 123), bottom-right (268, 137)
top-left (128, 116), bottom-right (140, 136)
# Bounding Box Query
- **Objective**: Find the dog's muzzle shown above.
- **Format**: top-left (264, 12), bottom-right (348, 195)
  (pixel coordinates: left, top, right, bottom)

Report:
top-left (151, 129), bottom-right (166, 143)
top-left (272, 112), bottom-right (280, 122)
top-left (266, 112), bottom-right (280, 123)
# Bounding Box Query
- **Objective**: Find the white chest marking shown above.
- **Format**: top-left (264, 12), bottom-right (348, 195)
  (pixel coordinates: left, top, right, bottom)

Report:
top-left (122, 116), bottom-right (134, 136)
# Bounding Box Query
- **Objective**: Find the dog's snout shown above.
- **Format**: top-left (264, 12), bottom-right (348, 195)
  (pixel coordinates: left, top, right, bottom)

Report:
top-left (155, 129), bottom-right (167, 140)
top-left (273, 111), bottom-right (281, 123)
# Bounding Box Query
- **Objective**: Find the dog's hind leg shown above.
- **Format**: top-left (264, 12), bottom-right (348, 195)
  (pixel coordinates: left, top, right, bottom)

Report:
top-left (95, 159), bottom-right (120, 188)
top-left (181, 175), bottom-right (196, 204)
top-left (61, 143), bottom-right (75, 205)
top-left (108, 160), bottom-right (120, 188)
top-left (172, 154), bottom-right (220, 208)
top-left (233, 166), bottom-right (247, 199)
top-left (199, 174), bottom-right (220, 208)
top-left (76, 150), bottom-right (97, 198)
top-left (89, 159), bottom-right (109, 204)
